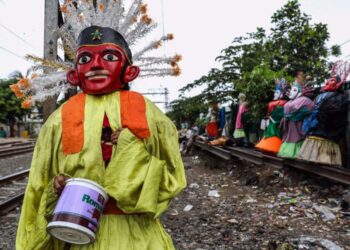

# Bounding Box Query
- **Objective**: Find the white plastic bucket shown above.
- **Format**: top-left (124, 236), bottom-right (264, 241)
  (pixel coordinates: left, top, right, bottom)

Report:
top-left (47, 178), bottom-right (108, 244)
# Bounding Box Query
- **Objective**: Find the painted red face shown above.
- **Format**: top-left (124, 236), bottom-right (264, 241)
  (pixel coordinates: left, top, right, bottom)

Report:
top-left (323, 76), bottom-right (342, 91)
top-left (75, 44), bottom-right (127, 94)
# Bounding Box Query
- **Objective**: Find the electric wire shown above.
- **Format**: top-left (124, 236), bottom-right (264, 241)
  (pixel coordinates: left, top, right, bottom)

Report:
top-left (0, 23), bottom-right (37, 49)
top-left (160, 0), bottom-right (165, 37)
top-left (0, 46), bottom-right (25, 60)
top-left (339, 39), bottom-right (350, 47)
top-left (160, 0), bottom-right (166, 56)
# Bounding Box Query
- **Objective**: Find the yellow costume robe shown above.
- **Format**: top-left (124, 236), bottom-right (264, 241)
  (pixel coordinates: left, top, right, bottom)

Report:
top-left (16, 91), bottom-right (186, 250)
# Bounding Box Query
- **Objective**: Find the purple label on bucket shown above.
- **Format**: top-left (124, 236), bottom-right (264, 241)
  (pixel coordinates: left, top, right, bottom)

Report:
top-left (89, 222), bottom-right (97, 232)
top-left (53, 184), bottom-right (106, 231)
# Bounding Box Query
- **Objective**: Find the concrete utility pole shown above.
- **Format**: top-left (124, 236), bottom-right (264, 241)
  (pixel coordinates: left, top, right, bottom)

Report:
top-left (43, 0), bottom-right (59, 122)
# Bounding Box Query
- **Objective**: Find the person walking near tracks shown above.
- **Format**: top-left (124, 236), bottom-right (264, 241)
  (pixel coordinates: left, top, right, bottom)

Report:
top-left (14, 1), bottom-right (186, 249)
top-left (0, 126), bottom-right (6, 138)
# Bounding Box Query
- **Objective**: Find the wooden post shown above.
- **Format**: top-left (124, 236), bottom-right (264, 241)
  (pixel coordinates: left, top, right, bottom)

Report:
top-left (43, 0), bottom-right (59, 122)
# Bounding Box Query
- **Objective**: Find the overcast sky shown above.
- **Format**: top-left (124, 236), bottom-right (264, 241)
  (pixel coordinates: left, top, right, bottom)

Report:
top-left (0, 0), bottom-right (350, 107)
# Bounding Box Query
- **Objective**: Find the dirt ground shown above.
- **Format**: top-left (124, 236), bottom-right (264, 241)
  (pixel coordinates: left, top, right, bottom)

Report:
top-left (161, 149), bottom-right (350, 250)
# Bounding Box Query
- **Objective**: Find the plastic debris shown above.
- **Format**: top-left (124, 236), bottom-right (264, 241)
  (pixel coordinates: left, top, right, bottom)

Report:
top-left (288, 198), bottom-right (297, 205)
top-left (313, 204), bottom-right (336, 221)
top-left (169, 209), bottom-right (178, 216)
top-left (208, 190), bottom-right (220, 197)
top-left (227, 218), bottom-right (239, 224)
top-left (189, 183), bottom-right (200, 189)
top-left (279, 243), bottom-right (294, 250)
top-left (341, 191), bottom-right (350, 210)
top-left (292, 236), bottom-right (344, 250)
top-left (278, 192), bottom-right (288, 198)
top-left (183, 205), bottom-right (193, 212)
top-left (304, 186), bottom-right (311, 193)
top-left (273, 170), bottom-right (284, 178)
top-left (328, 198), bottom-right (340, 207)
top-left (246, 197), bottom-right (257, 203)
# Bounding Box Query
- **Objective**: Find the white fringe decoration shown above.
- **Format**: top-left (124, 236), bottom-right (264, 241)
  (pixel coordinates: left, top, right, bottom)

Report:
top-left (19, 72), bottom-right (73, 103)
top-left (17, 0), bottom-right (181, 107)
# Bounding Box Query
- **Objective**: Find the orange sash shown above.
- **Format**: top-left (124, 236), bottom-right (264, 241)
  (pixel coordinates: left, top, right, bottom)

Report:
top-left (120, 91), bottom-right (150, 139)
top-left (62, 91), bottom-right (150, 155)
top-left (62, 93), bottom-right (85, 154)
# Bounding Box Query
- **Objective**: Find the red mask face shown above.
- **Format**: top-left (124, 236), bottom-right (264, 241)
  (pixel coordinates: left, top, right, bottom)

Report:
top-left (67, 44), bottom-right (140, 95)
top-left (323, 76), bottom-right (342, 91)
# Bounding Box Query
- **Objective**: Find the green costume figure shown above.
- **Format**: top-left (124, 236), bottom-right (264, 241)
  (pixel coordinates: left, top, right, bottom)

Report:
top-left (0, 127), bottom-right (6, 138)
top-left (15, 1), bottom-right (185, 249)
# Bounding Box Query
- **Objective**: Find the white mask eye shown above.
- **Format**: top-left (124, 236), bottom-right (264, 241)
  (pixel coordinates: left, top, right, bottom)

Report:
top-left (78, 55), bottom-right (91, 64)
top-left (103, 53), bottom-right (119, 61)
top-left (274, 90), bottom-right (282, 100)
top-left (289, 86), bottom-right (300, 99)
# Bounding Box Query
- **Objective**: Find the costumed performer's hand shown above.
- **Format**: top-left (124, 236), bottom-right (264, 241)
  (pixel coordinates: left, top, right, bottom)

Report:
top-left (54, 175), bottom-right (69, 195)
top-left (111, 128), bottom-right (123, 145)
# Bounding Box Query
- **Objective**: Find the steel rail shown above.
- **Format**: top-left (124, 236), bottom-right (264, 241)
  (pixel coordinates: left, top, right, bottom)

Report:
top-left (0, 141), bottom-right (21, 147)
top-left (0, 169), bottom-right (30, 185)
top-left (0, 140), bottom-right (35, 147)
top-left (284, 159), bottom-right (350, 185)
top-left (0, 169), bottom-right (30, 215)
top-left (0, 193), bottom-right (25, 215)
top-left (224, 146), bottom-right (264, 166)
top-left (194, 141), bottom-right (231, 160)
top-left (193, 141), bottom-right (350, 185)
top-left (0, 145), bottom-right (35, 152)
top-left (0, 145), bottom-right (35, 158)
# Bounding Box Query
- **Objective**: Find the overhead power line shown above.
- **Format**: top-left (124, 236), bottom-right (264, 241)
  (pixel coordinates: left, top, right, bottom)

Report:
top-left (0, 46), bottom-right (25, 60)
top-left (160, 0), bottom-right (166, 56)
top-left (0, 23), bottom-right (36, 49)
top-left (341, 54), bottom-right (350, 60)
top-left (339, 39), bottom-right (350, 47)
top-left (160, 0), bottom-right (165, 37)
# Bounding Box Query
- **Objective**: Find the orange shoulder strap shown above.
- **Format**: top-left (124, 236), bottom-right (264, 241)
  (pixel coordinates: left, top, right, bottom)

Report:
top-left (61, 93), bottom-right (85, 155)
top-left (120, 91), bottom-right (150, 139)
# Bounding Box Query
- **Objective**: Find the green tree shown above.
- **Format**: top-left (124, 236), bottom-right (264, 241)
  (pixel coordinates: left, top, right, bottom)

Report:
top-left (176, 0), bottom-right (339, 122)
top-left (179, 67), bottom-right (237, 105)
top-left (166, 94), bottom-right (208, 127)
top-left (267, 0), bottom-right (337, 79)
top-left (237, 65), bottom-right (290, 121)
top-left (179, 28), bottom-right (266, 102)
top-left (0, 76), bottom-right (29, 137)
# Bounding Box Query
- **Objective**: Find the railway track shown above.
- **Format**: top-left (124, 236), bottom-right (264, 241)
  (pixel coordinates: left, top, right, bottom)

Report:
top-left (0, 140), bottom-right (35, 159)
top-left (0, 169), bottom-right (29, 215)
top-left (193, 141), bottom-right (350, 185)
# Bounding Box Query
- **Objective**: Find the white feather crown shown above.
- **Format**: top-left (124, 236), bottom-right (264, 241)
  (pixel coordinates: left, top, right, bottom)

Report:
top-left (11, 0), bottom-right (181, 108)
